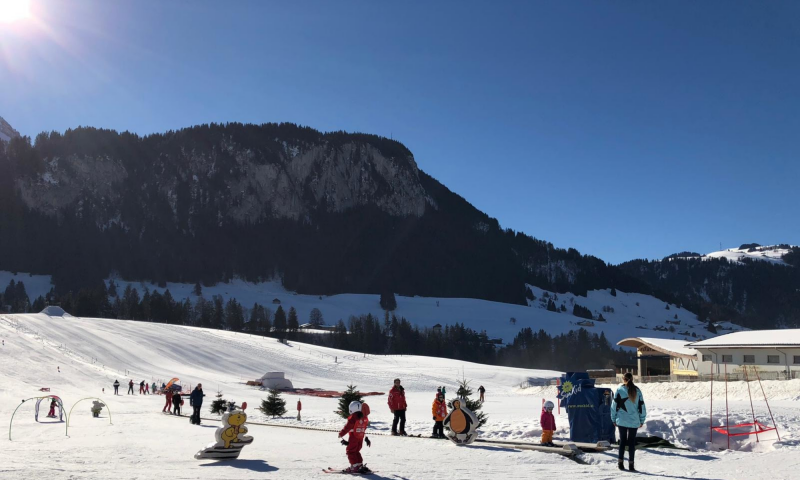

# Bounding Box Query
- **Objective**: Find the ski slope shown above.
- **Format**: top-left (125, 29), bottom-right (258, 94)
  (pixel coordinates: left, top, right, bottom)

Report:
top-left (1, 270), bottom-right (731, 345)
top-left (1, 312), bottom-right (799, 479)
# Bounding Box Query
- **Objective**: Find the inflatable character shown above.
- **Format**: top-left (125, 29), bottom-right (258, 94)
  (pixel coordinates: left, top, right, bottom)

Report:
top-left (195, 406), bottom-right (254, 460)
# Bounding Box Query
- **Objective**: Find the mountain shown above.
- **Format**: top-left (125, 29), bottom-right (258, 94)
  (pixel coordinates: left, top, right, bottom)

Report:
top-left (620, 244), bottom-right (800, 330)
top-left (0, 116), bottom-right (20, 143)
top-left (0, 123), bottom-right (648, 303)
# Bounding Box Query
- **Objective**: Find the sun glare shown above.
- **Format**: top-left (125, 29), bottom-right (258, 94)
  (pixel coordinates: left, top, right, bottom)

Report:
top-left (0, 0), bottom-right (30, 24)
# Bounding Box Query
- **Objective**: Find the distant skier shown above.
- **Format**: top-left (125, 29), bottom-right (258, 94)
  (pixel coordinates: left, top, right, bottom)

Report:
top-left (297, 400), bottom-right (302, 421)
top-left (57, 366), bottom-right (60, 373)
top-left (431, 391), bottom-right (447, 439)
top-left (388, 378), bottom-right (407, 436)
top-left (127, 379), bottom-right (134, 395)
top-left (47, 398), bottom-right (57, 418)
top-left (139, 380), bottom-right (145, 394)
top-left (189, 383), bottom-right (205, 425)
top-left (162, 388), bottom-right (172, 413)
top-left (337, 401), bottom-right (372, 474)
top-left (152, 382), bottom-right (158, 394)
top-left (611, 372), bottom-right (647, 472)
top-left (541, 401), bottom-right (556, 446)
top-left (145, 383), bottom-right (150, 395)
top-left (113, 380), bottom-right (120, 395)
top-left (478, 385), bottom-right (486, 403)
top-left (172, 391), bottom-right (182, 415)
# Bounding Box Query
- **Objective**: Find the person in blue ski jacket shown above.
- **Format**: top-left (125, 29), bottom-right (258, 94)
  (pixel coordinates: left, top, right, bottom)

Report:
top-left (611, 372), bottom-right (647, 473)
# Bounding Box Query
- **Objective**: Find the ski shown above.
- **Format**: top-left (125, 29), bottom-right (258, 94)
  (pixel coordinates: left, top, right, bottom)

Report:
top-left (322, 467), bottom-right (378, 475)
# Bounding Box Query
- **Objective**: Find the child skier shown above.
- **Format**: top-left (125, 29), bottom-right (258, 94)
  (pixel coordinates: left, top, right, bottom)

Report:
top-left (337, 401), bottom-right (372, 474)
top-left (541, 400), bottom-right (556, 446)
top-left (172, 391), bottom-right (182, 415)
top-left (47, 398), bottom-right (57, 418)
top-left (432, 391), bottom-right (448, 438)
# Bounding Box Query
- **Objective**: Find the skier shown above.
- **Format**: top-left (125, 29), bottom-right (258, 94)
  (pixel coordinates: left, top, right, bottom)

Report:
top-left (47, 398), bottom-right (57, 418)
top-left (152, 382), bottom-right (158, 394)
top-left (478, 385), bottom-right (486, 403)
top-left (337, 401), bottom-right (372, 474)
top-left (127, 379), bottom-right (134, 395)
top-left (113, 379), bottom-right (120, 395)
top-left (541, 401), bottom-right (556, 446)
top-left (297, 399), bottom-right (302, 421)
top-left (172, 390), bottom-right (182, 415)
top-left (388, 378), bottom-right (407, 436)
top-left (57, 366), bottom-right (60, 373)
top-left (431, 391), bottom-right (447, 439)
top-left (145, 383), bottom-right (150, 395)
top-left (139, 380), bottom-right (145, 394)
top-left (162, 387), bottom-right (173, 413)
top-left (611, 372), bottom-right (647, 472)
top-left (189, 383), bottom-right (205, 425)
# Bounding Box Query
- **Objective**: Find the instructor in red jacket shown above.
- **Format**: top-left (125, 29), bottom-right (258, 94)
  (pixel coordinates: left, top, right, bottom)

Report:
top-left (388, 378), bottom-right (408, 436)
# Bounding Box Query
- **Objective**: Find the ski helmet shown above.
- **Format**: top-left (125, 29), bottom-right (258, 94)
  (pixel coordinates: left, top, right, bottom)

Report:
top-left (348, 401), bottom-right (362, 415)
top-left (544, 400), bottom-right (554, 410)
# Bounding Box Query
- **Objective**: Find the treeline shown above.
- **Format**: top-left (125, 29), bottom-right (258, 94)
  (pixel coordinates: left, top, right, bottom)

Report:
top-left (1, 279), bottom-right (633, 371)
top-left (620, 252), bottom-right (800, 329)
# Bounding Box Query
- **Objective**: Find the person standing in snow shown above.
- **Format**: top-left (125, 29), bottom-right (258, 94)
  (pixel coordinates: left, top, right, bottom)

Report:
top-left (337, 401), bottom-right (372, 474)
top-left (152, 382), bottom-right (158, 394)
top-left (478, 385), bottom-right (486, 403)
top-left (113, 380), bottom-right (120, 395)
top-left (611, 372), bottom-right (647, 473)
top-left (172, 390), bottom-right (182, 415)
top-left (189, 383), bottom-right (205, 425)
top-left (144, 383), bottom-right (150, 395)
top-left (541, 401), bottom-right (556, 446)
top-left (47, 398), bottom-right (57, 418)
top-left (162, 388), bottom-right (172, 413)
top-left (127, 379), bottom-right (134, 395)
top-left (431, 391), bottom-right (447, 439)
top-left (388, 378), bottom-right (407, 436)
top-left (139, 380), bottom-right (145, 394)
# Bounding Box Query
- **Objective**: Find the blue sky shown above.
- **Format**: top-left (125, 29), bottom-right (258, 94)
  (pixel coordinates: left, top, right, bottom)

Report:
top-left (2, 1), bottom-right (798, 264)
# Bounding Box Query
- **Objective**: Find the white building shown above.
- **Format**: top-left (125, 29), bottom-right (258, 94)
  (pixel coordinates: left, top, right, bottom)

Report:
top-left (617, 337), bottom-right (699, 379)
top-left (687, 330), bottom-right (800, 379)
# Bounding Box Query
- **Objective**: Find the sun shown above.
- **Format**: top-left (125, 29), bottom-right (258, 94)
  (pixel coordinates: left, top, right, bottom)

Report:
top-left (0, 0), bottom-right (31, 24)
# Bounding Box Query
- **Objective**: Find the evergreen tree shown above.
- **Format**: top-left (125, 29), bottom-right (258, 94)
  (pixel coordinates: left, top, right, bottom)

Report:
top-left (210, 390), bottom-right (228, 415)
top-left (273, 306), bottom-right (287, 336)
top-left (259, 388), bottom-right (287, 418)
top-left (379, 291), bottom-right (397, 311)
top-left (448, 377), bottom-right (487, 428)
top-left (707, 320), bottom-right (718, 334)
top-left (610, 287), bottom-right (617, 297)
top-left (193, 282), bottom-right (202, 296)
top-left (288, 306), bottom-right (299, 334)
top-left (108, 279), bottom-right (118, 297)
top-left (546, 299), bottom-right (558, 312)
top-left (336, 384), bottom-right (364, 418)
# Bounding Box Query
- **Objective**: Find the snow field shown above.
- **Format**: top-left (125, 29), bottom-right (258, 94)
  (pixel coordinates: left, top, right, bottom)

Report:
top-left (1, 313), bottom-right (799, 479)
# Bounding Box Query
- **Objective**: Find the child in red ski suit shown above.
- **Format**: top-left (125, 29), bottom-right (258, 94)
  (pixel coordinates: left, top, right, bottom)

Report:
top-left (338, 402), bottom-right (372, 474)
top-left (541, 401), bottom-right (556, 446)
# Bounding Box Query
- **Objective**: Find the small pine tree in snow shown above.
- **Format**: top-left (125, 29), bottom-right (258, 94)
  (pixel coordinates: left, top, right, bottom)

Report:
top-left (259, 388), bottom-right (287, 418)
top-left (447, 377), bottom-right (487, 428)
top-left (193, 282), bottom-right (202, 296)
top-left (336, 384), bottom-right (364, 418)
top-left (610, 287), bottom-right (616, 297)
top-left (210, 390), bottom-right (228, 415)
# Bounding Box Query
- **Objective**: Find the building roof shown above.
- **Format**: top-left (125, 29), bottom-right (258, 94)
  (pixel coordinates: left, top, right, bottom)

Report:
top-left (617, 337), bottom-right (697, 358)
top-left (687, 330), bottom-right (800, 349)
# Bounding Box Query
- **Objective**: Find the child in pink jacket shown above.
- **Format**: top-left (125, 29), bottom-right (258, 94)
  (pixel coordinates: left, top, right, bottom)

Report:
top-left (541, 401), bottom-right (556, 446)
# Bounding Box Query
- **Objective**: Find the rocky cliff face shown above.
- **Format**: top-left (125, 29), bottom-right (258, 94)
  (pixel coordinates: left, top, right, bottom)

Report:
top-left (12, 124), bottom-right (430, 228)
top-left (0, 116), bottom-right (20, 143)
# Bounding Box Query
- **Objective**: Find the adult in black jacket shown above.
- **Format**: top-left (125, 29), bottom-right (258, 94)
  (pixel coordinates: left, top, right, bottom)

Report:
top-left (189, 384), bottom-right (205, 424)
top-left (172, 391), bottom-right (182, 415)
top-left (113, 380), bottom-right (120, 395)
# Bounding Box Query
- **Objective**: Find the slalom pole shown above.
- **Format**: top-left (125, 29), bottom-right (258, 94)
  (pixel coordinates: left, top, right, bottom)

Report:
top-left (754, 367), bottom-right (780, 441)
top-left (709, 363), bottom-right (714, 443)
top-left (743, 366), bottom-right (759, 441)
top-left (724, 363), bottom-right (730, 450)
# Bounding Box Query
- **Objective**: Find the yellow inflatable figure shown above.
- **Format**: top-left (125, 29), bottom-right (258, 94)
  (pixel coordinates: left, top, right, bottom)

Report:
top-left (195, 407), bottom-right (254, 460)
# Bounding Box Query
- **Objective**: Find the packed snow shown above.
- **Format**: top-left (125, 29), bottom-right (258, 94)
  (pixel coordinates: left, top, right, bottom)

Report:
top-left (1, 312), bottom-right (799, 479)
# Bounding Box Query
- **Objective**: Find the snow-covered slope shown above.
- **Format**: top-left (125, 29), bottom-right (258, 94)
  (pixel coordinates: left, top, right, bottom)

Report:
top-left (2, 271), bottom-right (729, 345)
top-left (672, 244), bottom-right (797, 266)
top-left (1, 312), bottom-right (798, 479)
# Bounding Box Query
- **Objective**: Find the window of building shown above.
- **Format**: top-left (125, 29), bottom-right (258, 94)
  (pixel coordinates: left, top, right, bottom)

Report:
top-left (743, 355), bottom-right (755, 363)
top-left (721, 355), bottom-right (732, 363)
top-left (767, 355), bottom-right (780, 364)
top-left (794, 356), bottom-right (800, 365)
top-left (702, 354), bottom-right (712, 362)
